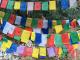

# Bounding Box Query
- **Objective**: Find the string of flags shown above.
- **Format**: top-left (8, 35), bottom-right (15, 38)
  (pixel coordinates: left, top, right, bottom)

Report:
top-left (0, 38), bottom-right (71, 58)
top-left (0, 0), bottom-right (80, 58)
top-left (0, 0), bottom-right (56, 11)
top-left (0, 11), bottom-right (80, 34)
top-left (61, 0), bottom-right (77, 9)
top-left (0, 29), bottom-right (80, 58)
top-left (0, 20), bottom-right (80, 46)
top-left (0, 15), bottom-right (79, 59)
top-left (0, 0), bottom-right (79, 11)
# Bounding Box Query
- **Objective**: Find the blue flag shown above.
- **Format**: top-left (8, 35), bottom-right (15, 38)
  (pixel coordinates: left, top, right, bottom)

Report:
top-left (20, 2), bottom-right (27, 11)
top-left (61, 0), bottom-right (69, 10)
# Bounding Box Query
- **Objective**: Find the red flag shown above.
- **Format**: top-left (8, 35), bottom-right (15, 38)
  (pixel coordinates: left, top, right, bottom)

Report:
top-left (21, 47), bottom-right (33, 56)
top-left (14, 27), bottom-right (22, 36)
top-left (54, 47), bottom-right (59, 56)
top-left (70, 20), bottom-right (77, 28)
top-left (61, 33), bottom-right (70, 44)
top-left (0, 0), bottom-right (8, 9)
top-left (38, 19), bottom-right (43, 28)
top-left (34, 2), bottom-right (41, 10)
top-left (47, 34), bottom-right (54, 47)
top-left (8, 14), bottom-right (16, 24)
top-left (62, 20), bottom-right (66, 25)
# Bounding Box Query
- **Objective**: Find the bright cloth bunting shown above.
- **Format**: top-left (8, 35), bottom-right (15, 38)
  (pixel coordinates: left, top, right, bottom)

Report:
top-left (0, 0), bottom-right (79, 58)
top-left (0, 0), bottom-right (78, 11)
top-left (0, 21), bottom-right (80, 47)
top-left (0, 15), bottom-right (79, 59)
top-left (0, 0), bottom-right (56, 11)
top-left (0, 11), bottom-right (80, 34)
top-left (0, 35), bottom-right (80, 58)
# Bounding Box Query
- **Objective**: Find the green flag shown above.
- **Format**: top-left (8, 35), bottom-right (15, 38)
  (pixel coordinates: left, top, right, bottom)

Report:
top-left (7, 1), bottom-right (14, 9)
top-left (70, 31), bottom-right (79, 44)
top-left (3, 12), bottom-right (10, 21)
top-left (54, 34), bottom-right (63, 47)
top-left (63, 23), bottom-right (70, 31)
top-left (42, 2), bottom-right (48, 10)
top-left (57, 20), bottom-right (62, 25)
top-left (31, 18), bottom-right (38, 28)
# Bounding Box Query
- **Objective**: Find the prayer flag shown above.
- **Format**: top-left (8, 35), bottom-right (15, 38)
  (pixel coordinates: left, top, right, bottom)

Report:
top-left (8, 14), bottom-right (16, 24)
top-left (34, 2), bottom-right (41, 10)
top-left (7, 1), bottom-right (14, 9)
top-left (0, 0), bottom-right (8, 9)
top-left (54, 25), bottom-right (63, 33)
top-left (47, 34), bottom-right (54, 47)
top-left (27, 2), bottom-right (34, 11)
top-left (21, 30), bottom-right (30, 43)
top-left (47, 47), bottom-right (55, 57)
top-left (54, 34), bottom-right (63, 47)
top-left (70, 31), bottom-right (79, 44)
top-left (49, 1), bottom-right (56, 10)
top-left (32, 47), bottom-right (39, 58)
top-left (42, 2), bottom-right (48, 10)
top-left (61, 33), bottom-right (70, 44)
top-left (61, 0), bottom-right (69, 10)
top-left (20, 2), bottom-right (27, 11)
top-left (69, 0), bottom-right (77, 8)
top-left (14, 1), bottom-right (21, 10)
top-left (35, 33), bottom-right (41, 45)
top-left (38, 19), bottom-right (43, 28)
top-left (40, 47), bottom-right (46, 59)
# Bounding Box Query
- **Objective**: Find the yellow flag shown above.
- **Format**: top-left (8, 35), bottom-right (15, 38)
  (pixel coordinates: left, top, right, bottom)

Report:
top-left (6, 40), bottom-right (12, 48)
top-left (32, 48), bottom-right (39, 58)
top-left (14, 1), bottom-right (21, 10)
top-left (21, 30), bottom-right (30, 43)
top-left (0, 11), bottom-right (5, 18)
top-left (52, 20), bottom-right (57, 26)
top-left (73, 44), bottom-right (78, 49)
top-left (52, 20), bottom-right (57, 29)
top-left (58, 48), bottom-right (63, 57)
top-left (40, 47), bottom-right (46, 56)
top-left (31, 32), bottom-right (35, 41)
top-left (1, 42), bottom-right (7, 52)
top-left (26, 18), bottom-right (32, 27)
top-left (54, 25), bottom-right (63, 33)
top-left (49, 1), bottom-right (56, 10)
